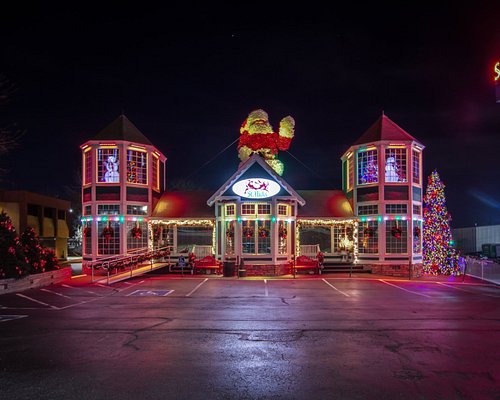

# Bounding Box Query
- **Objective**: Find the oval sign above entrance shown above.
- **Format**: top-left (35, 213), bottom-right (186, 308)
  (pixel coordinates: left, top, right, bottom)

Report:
top-left (232, 178), bottom-right (281, 199)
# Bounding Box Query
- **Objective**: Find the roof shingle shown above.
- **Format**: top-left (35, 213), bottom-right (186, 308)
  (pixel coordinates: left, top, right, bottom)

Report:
top-left (92, 115), bottom-right (153, 145)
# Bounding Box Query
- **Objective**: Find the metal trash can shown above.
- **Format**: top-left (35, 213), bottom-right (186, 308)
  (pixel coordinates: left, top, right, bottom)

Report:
top-left (223, 261), bottom-right (235, 277)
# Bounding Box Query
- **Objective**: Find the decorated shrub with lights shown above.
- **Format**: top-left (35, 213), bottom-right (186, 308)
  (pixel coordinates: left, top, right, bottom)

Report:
top-left (423, 170), bottom-right (459, 275)
top-left (0, 212), bottom-right (28, 278)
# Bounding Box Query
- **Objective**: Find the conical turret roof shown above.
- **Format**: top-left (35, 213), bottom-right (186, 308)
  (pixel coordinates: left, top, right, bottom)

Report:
top-left (92, 114), bottom-right (153, 145)
top-left (353, 113), bottom-right (420, 145)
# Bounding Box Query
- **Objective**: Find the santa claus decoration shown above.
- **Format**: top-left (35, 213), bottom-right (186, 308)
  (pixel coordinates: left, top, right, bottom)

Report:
top-left (238, 109), bottom-right (295, 175)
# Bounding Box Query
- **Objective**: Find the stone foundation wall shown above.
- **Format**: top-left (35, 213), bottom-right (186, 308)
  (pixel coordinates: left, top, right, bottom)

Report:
top-left (243, 264), bottom-right (291, 277)
top-left (368, 263), bottom-right (423, 278)
top-left (0, 267), bottom-right (72, 294)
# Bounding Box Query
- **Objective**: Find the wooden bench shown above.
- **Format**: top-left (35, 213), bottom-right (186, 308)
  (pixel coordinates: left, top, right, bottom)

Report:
top-left (293, 255), bottom-right (320, 275)
top-left (193, 255), bottom-right (222, 275)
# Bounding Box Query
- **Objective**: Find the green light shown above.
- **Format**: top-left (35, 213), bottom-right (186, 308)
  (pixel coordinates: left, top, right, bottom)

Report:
top-left (449, 240), bottom-right (455, 246)
top-left (119, 216), bottom-right (125, 223)
top-left (102, 216), bottom-right (108, 222)
top-left (271, 216), bottom-right (276, 223)
top-left (138, 218), bottom-right (143, 222)
top-left (237, 217), bottom-right (242, 223)
top-left (377, 216), bottom-right (382, 223)
top-left (395, 215), bottom-right (401, 220)
top-left (360, 216), bottom-right (366, 222)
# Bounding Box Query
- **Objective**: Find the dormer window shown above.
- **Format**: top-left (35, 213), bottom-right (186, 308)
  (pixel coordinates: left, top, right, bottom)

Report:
top-left (127, 149), bottom-right (147, 185)
top-left (385, 147), bottom-right (407, 183)
top-left (357, 148), bottom-right (378, 185)
top-left (98, 147), bottom-right (120, 183)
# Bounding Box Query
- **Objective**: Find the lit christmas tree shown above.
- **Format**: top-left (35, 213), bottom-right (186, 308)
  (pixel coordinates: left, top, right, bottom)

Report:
top-left (423, 170), bottom-right (459, 275)
top-left (0, 211), bottom-right (28, 278)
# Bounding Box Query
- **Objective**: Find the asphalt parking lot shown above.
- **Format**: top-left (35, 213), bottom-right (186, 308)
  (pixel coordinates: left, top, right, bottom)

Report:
top-left (1, 273), bottom-right (499, 400)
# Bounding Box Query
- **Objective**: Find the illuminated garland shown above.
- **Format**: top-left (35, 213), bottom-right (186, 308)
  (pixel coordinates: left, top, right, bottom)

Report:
top-left (423, 170), bottom-right (459, 275)
top-left (296, 219), bottom-right (358, 263)
top-left (150, 219), bottom-right (216, 254)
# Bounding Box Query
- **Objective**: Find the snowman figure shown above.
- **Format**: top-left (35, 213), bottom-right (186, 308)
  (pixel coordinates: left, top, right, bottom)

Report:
top-left (104, 156), bottom-right (119, 182)
top-left (385, 156), bottom-right (399, 182)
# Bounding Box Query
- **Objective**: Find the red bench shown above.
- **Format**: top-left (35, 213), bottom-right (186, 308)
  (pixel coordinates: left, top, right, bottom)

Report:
top-left (293, 255), bottom-right (320, 274)
top-left (193, 255), bottom-right (222, 275)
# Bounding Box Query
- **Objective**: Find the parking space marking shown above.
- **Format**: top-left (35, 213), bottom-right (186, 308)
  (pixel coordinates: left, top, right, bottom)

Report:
top-left (437, 282), bottom-right (500, 298)
top-left (16, 293), bottom-right (58, 309)
top-left (116, 280), bottom-right (145, 293)
top-left (322, 279), bottom-right (350, 297)
top-left (41, 288), bottom-right (73, 299)
top-left (94, 283), bottom-right (111, 289)
top-left (0, 315), bottom-right (28, 323)
top-left (127, 290), bottom-right (174, 297)
top-left (379, 280), bottom-right (431, 298)
top-left (62, 284), bottom-right (97, 295)
top-left (264, 279), bottom-right (269, 296)
top-left (185, 278), bottom-right (208, 297)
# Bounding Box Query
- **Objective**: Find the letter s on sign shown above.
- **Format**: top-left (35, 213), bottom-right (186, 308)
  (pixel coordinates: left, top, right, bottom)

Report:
top-left (495, 62), bottom-right (500, 82)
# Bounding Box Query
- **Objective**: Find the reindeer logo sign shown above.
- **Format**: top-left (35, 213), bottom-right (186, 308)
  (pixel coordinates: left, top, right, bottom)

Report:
top-left (232, 178), bottom-right (280, 199)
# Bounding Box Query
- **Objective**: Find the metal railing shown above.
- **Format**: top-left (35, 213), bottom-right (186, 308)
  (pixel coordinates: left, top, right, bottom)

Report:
top-left (464, 256), bottom-right (500, 285)
top-left (87, 246), bottom-right (173, 284)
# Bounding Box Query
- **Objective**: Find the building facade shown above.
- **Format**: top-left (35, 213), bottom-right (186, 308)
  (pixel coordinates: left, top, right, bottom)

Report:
top-left (81, 113), bottom-right (424, 276)
top-left (0, 190), bottom-right (71, 259)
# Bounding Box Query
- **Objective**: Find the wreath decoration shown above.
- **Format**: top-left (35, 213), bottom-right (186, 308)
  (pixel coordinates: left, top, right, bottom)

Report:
top-left (101, 225), bottom-right (114, 240)
top-left (413, 226), bottom-right (421, 238)
top-left (131, 225), bottom-right (142, 239)
top-left (391, 226), bottom-right (402, 239)
top-left (363, 226), bottom-right (375, 238)
top-left (153, 226), bottom-right (162, 241)
top-left (243, 226), bottom-right (254, 238)
top-left (259, 227), bottom-right (270, 238)
top-left (279, 225), bottom-right (287, 239)
top-left (83, 226), bottom-right (91, 237)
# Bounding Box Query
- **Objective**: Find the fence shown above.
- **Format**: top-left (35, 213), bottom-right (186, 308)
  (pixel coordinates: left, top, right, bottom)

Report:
top-left (299, 244), bottom-right (320, 258)
top-left (465, 257), bottom-right (500, 285)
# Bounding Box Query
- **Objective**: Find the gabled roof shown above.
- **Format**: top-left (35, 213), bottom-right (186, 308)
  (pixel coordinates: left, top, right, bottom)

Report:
top-left (92, 115), bottom-right (153, 145)
top-left (207, 154), bottom-right (305, 206)
top-left (297, 190), bottom-right (354, 218)
top-left (151, 191), bottom-right (214, 219)
top-left (353, 113), bottom-right (420, 145)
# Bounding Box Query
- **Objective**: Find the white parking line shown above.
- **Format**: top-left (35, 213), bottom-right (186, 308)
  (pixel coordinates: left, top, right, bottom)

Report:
top-left (116, 280), bottom-right (145, 293)
top-left (264, 279), bottom-right (269, 296)
top-left (16, 293), bottom-right (58, 309)
top-left (437, 282), bottom-right (500, 298)
top-left (322, 279), bottom-right (350, 297)
top-left (62, 284), bottom-right (97, 295)
top-left (0, 315), bottom-right (28, 323)
top-left (94, 283), bottom-right (111, 289)
top-left (379, 280), bottom-right (431, 298)
top-left (185, 279), bottom-right (208, 297)
top-left (41, 288), bottom-right (72, 299)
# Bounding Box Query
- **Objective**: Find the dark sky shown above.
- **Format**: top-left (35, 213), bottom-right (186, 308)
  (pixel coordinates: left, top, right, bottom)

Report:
top-left (1, 3), bottom-right (499, 228)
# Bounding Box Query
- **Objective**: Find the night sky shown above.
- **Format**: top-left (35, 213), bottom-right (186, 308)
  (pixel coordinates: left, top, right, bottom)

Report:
top-left (1, 3), bottom-right (499, 228)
